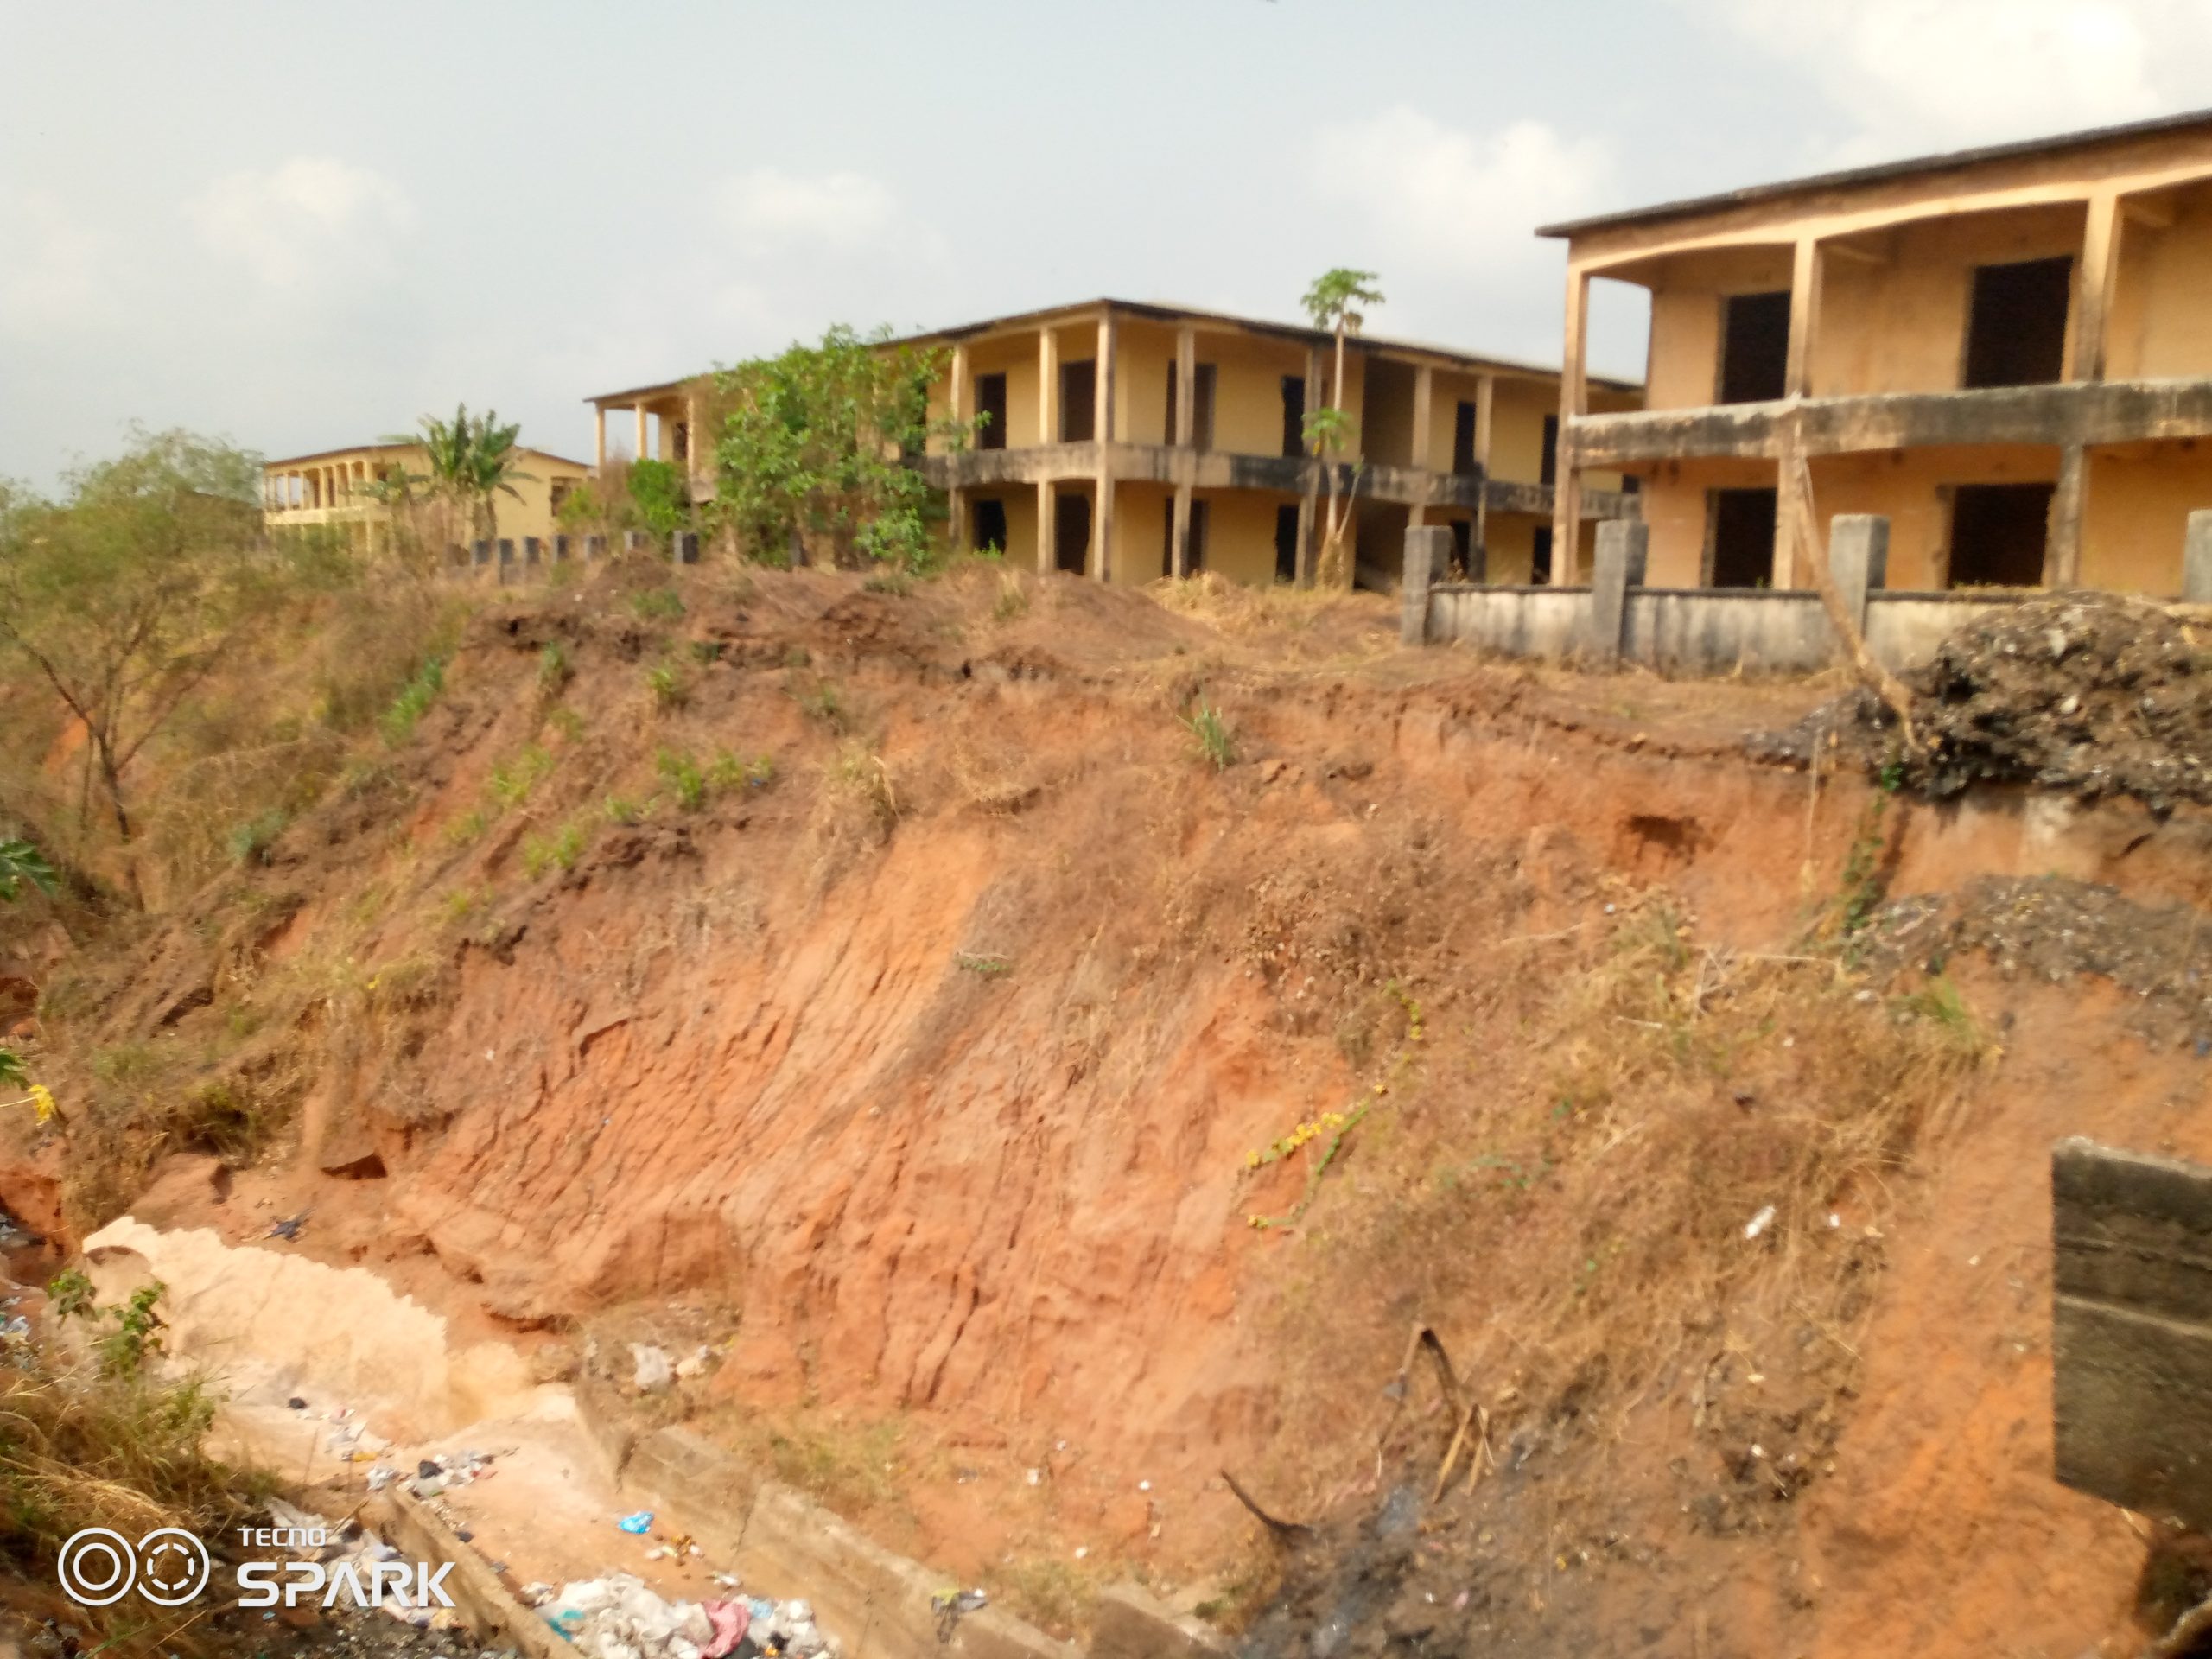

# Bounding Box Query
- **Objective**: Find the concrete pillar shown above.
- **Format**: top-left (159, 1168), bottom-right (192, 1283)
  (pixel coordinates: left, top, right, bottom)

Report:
top-left (634, 405), bottom-right (648, 463)
top-left (2184, 511), bottom-right (2212, 603)
top-left (1829, 514), bottom-right (1889, 639)
top-left (2048, 444), bottom-right (2089, 587)
top-left (2067, 188), bottom-right (2125, 384)
top-left (948, 343), bottom-right (969, 434)
top-left (594, 407), bottom-right (607, 471)
top-left (674, 530), bottom-right (700, 564)
top-left (1774, 448), bottom-right (1807, 589)
top-left (1589, 518), bottom-right (1648, 668)
top-left (948, 486), bottom-right (968, 556)
top-left (1784, 238), bottom-right (1823, 398)
top-left (624, 530), bottom-right (649, 556)
top-left (524, 536), bottom-right (543, 566)
top-left (1037, 480), bottom-right (1056, 575)
top-left (1411, 365), bottom-right (1433, 471)
top-left (1548, 268), bottom-right (1590, 585)
top-left (1401, 524), bottom-right (1452, 647)
top-left (553, 535), bottom-right (570, 562)
top-left (586, 534), bottom-right (606, 563)
top-left (1464, 517), bottom-right (1489, 584)
top-left (1298, 346), bottom-right (1325, 588)
top-left (1173, 325), bottom-right (1196, 448)
top-left (1039, 328), bottom-right (1059, 445)
top-left (1171, 483), bottom-right (1192, 579)
top-left (1091, 312), bottom-right (1116, 581)
top-left (471, 539), bottom-right (491, 568)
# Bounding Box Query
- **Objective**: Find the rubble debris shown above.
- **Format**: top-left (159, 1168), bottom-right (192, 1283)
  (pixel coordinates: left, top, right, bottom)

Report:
top-left (540, 1575), bottom-right (834, 1659)
top-left (631, 1344), bottom-right (674, 1394)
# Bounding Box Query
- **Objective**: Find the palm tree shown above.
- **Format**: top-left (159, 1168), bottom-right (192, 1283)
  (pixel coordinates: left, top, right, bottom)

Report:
top-left (389, 404), bottom-right (537, 550)
top-left (1300, 269), bottom-right (1384, 588)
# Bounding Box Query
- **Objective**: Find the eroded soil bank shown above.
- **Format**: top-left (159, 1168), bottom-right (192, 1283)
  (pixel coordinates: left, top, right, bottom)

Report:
top-left (7, 565), bottom-right (2210, 1653)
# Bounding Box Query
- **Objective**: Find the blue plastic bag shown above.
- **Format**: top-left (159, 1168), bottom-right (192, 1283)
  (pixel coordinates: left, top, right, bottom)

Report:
top-left (617, 1510), bottom-right (654, 1535)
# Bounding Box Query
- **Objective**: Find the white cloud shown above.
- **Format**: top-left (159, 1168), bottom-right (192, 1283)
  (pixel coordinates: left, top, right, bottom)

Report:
top-left (1685, 0), bottom-right (2212, 159)
top-left (1313, 110), bottom-right (1614, 271)
top-left (187, 156), bottom-right (416, 289)
top-left (716, 167), bottom-right (897, 250)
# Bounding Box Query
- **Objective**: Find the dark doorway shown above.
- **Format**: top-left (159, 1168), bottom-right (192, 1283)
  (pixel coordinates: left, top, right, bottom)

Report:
top-left (1963, 257), bottom-right (2073, 389)
top-left (672, 422), bottom-right (689, 463)
top-left (1274, 504), bottom-right (1300, 582)
top-left (973, 498), bottom-right (1007, 554)
top-left (1452, 401), bottom-right (1478, 474)
top-left (976, 372), bottom-right (1007, 450)
top-left (1708, 487), bottom-right (1779, 588)
top-left (1540, 415), bottom-right (1560, 486)
top-left (1948, 482), bottom-right (2053, 587)
top-left (1160, 499), bottom-right (1211, 575)
top-left (1192, 364), bottom-right (1217, 452)
top-left (1060, 360), bottom-right (1096, 442)
top-left (1451, 518), bottom-right (1472, 573)
top-left (1281, 378), bottom-right (1306, 458)
top-left (1054, 493), bottom-right (1090, 574)
top-left (1719, 291), bottom-right (1791, 404)
top-left (1531, 527), bottom-right (1554, 585)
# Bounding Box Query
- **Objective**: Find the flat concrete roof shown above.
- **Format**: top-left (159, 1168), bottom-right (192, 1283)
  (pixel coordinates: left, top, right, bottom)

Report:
top-left (264, 441), bottom-right (591, 471)
top-left (585, 297), bottom-right (1643, 404)
top-left (885, 296), bottom-right (1641, 391)
top-left (1538, 105), bottom-right (2212, 239)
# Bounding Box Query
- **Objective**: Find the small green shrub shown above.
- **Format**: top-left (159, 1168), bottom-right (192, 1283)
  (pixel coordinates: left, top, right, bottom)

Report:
top-left (646, 660), bottom-right (690, 711)
top-left (603, 794), bottom-right (644, 826)
top-left (545, 705), bottom-right (586, 742)
top-left (521, 822), bottom-right (588, 878)
top-left (631, 587), bottom-right (686, 622)
top-left (442, 885), bottom-right (492, 924)
top-left (797, 680), bottom-right (848, 730)
top-left (690, 639), bottom-right (727, 665)
top-left (538, 640), bottom-right (573, 695)
top-left (707, 750), bottom-right (776, 791)
top-left (445, 807), bottom-right (489, 846)
top-left (1183, 703), bottom-right (1236, 771)
top-left (226, 809), bottom-right (289, 866)
top-left (489, 742), bottom-right (555, 808)
top-left (379, 657), bottom-right (446, 747)
top-left (862, 570), bottom-right (912, 597)
top-left (658, 748), bottom-right (708, 810)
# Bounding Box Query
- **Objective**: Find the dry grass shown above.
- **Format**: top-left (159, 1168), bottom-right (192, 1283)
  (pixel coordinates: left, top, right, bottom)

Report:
top-left (1257, 884), bottom-right (1993, 1500)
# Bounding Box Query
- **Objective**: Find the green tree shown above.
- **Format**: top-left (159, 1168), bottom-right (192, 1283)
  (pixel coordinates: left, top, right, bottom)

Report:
top-left (707, 325), bottom-right (969, 572)
top-left (1300, 269), bottom-right (1385, 589)
top-left (0, 431), bottom-right (268, 902)
top-left (390, 404), bottom-right (537, 548)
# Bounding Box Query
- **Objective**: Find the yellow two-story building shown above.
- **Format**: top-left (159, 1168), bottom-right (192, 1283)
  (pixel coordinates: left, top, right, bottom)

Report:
top-left (1541, 108), bottom-right (2212, 595)
top-left (262, 442), bottom-right (593, 556)
top-left (906, 298), bottom-right (1638, 588)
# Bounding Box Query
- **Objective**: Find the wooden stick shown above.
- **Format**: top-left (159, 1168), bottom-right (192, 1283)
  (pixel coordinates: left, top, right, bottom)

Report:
top-left (1220, 1468), bottom-right (1313, 1542)
top-left (1783, 442), bottom-right (1920, 752)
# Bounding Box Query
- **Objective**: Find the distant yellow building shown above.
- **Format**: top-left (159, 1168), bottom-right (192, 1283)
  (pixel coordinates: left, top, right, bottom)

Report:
top-left (904, 298), bottom-right (1639, 588)
top-left (1541, 108), bottom-right (2212, 594)
top-left (261, 442), bottom-right (593, 555)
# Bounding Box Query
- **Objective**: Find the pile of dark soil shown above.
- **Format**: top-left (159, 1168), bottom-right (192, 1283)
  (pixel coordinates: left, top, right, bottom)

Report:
top-left (1753, 593), bottom-right (2212, 814)
top-left (1905, 593), bottom-right (2212, 810)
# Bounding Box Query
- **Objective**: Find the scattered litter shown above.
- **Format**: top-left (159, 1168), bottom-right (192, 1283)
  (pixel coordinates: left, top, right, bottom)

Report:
top-left (632, 1344), bottom-right (674, 1395)
top-left (521, 1584), bottom-right (554, 1607)
top-left (1073, 1547), bottom-right (1087, 1560)
top-left (1025, 1468), bottom-right (1041, 1487)
top-left (269, 1211), bottom-right (309, 1242)
top-left (674, 1344), bottom-right (713, 1381)
top-left (1744, 1205), bottom-right (1776, 1241)
top-left (618, 1511), bottom-right (655, 1535)
top-left (700, 1600), bottom-right (749, 1658)
top-left (288, 1396), bottom-right (308, 1410)
top-left (1827, 1213), bottom-right (1841, 1229)
top-left (930, 1589), bottom-right (988, 1643)
top-left (365, 1466), bottom-right (397, 1491)
top-left (1137, 1480), bottom-right (1151, 1493)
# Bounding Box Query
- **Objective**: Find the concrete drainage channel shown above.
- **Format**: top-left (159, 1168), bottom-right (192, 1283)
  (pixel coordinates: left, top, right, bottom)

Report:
top-left (79, 1218), bottom-right (1225, 1659)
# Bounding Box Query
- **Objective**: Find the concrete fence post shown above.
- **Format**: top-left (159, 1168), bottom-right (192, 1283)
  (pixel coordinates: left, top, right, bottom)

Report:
top-left (1401, 524), bottom-right (1452, 647)
top-left (471, 539), bottom-right (492, 570)
top-left (586, 534), bottom-right (606, 563)
top-left (624, 531), bottom-right (649, 558)
top-left (1590, 518), bottom-right (1649, 668)
top-left (674, 530), bottom-right (700, 565)
top-left (553, 534), bottom-right (570, 563)
top-left (1828, 514), bottom-right (1889, 643)
top-left (2186, 511), bottom-right (2212, 603)
top-left (524, 536), bottom-right (543, 567)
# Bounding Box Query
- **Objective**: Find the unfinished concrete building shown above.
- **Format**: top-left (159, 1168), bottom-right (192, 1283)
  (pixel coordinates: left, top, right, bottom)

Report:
top-left (1541, 109), bottom-right (2212, 594)
top-left (905, 299), bottom-right (1637, 588)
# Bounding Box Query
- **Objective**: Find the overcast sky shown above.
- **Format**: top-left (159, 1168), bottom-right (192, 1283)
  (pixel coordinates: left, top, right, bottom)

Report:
top-left (6, 1), bottom-right (2212, 485)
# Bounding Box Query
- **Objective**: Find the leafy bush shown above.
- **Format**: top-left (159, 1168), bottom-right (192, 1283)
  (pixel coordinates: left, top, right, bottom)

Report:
top-left (627, 459), bottom-right (690, 537)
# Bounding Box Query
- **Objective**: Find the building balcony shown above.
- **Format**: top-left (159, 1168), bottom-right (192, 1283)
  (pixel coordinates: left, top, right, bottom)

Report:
top-left (1566, 376), bottom-right (2212, 467)
top-left (918, 442), bottom-right (1633, 518)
